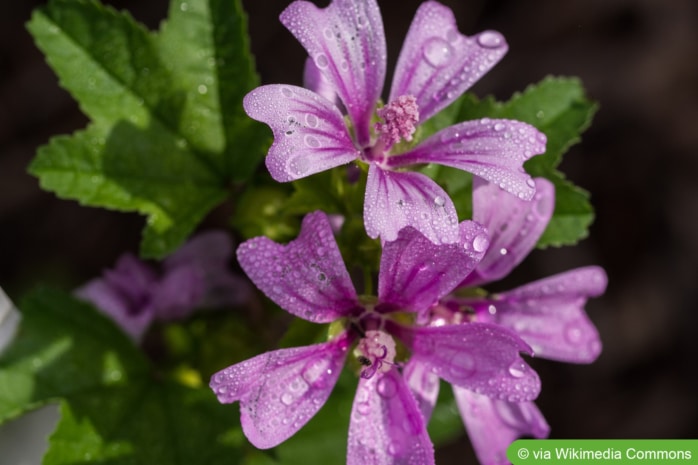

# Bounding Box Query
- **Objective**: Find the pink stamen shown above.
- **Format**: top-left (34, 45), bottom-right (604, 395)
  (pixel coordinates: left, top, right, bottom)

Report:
top-left (375, 95), bottom-right (419, 150)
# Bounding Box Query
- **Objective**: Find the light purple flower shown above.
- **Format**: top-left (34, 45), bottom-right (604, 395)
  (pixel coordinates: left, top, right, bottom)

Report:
top-left (243, 0), bottom-right (547, 244)
top-left (407, 177), bottom-right (607, 465)
top-left (210, 211), bottom-right (541, 464)
top-left (75, 231), bottom-right (249, 342)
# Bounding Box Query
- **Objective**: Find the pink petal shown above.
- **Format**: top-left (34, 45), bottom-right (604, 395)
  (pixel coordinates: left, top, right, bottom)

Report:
top-left (304, 57), bottom-right (339, 108)
top-left (237, 211), bottom-right (359, 323)
top-left (75, 278), bottom-right (153, 342)
top-left (390, 2), bottom-right (507, 122)
top-left (392, 323), bottom-right (540, 402)
top-left (364, 165), bottom-right (459, 244)
top-left (243, 85), bottom-right (360, 182)
top-left (455, 388), bottom-right (549, 465)
top-left (378, 220), bottom-right (488, 312)
top-left (164, 230), bottom-right (233, 271)
top-left (281, 0), bottom-right (386, 146)
top-left (210, 333), bottom-right (350, 449)
top-left (348, 367), bottom-right (435, 465)
top-left (463, 177), bottom-right (555, 287)
top-left (489, 266), bottom-right (607, 363)
top-left (404, 359), bottom-right (440, 422)
top-left (151, 266), bottom-right (204, 320)
top-left (389, 119), bottom-right (547, 201)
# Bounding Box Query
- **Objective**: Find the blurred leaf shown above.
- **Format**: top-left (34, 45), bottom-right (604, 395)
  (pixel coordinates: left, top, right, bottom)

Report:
top-left (0, 288), bottom-right (244, 464)
top-left (27, 0), bottom-right (266, 257)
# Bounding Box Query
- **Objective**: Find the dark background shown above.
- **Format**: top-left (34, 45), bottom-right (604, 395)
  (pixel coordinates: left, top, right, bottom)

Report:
top-left (1, 0), bottom-right (696, 462)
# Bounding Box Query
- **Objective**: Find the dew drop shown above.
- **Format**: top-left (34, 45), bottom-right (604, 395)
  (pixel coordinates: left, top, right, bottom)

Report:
top-left (377, 376), bottom-right (398, 398)
top-left (281, 393), bottom-right (294, 405)
top-left (472, 234), bottom-right (489, 253)
top-left (314, 53), bottom-right (329, 69)
top-left (280, 87), bottom-right (294, 98)
top-left (357, 401), bottom-right (371, 415)
top-left (499, 247), bottom-right (508, 255)
top-left (304, 134), bottom-right (320, 148)
top-left (434, 196), bottom-right (445, 207)
top-left (488, 304), bottom-right (497, 315)
top-left (477, 30), bottom-right (505, 49)
top-left (288, 156), bottom-right (311, 177)
top-left (422, 37), bottom-right (454, 68)
top-left (526, 178), bottom-right (536, 188)
top-left (494, 122), bottom-right (506, 132)
top-left (450, 352), bottom-right (475, 378)
top-left (565, 324), bottom-right (583, 344)
top-left (357, 15), bottom-right (367, 28)
top-left (508, 360), bottom-right (526, 378)
top-left (305, 113), bottom-right (319, 128)
top-left (323, 28), bottom-right (334, 40)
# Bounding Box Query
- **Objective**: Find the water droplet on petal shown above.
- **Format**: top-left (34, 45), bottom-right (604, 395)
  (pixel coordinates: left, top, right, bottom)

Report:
top-left (449, 352), bottom-right (475, 378)
top-left (357, 401), bottom-right (371, 415)
top-left (281, 393), bottom-right (294, 405)
top-left (508, 360), bottom-right (526, 378)
top-left (494, 122), bottom-right (506, 131)
top-left (280, 87), bottom-right (293, 98)
top-left (472, 234), bottom-right (489, 252)
top-left (305, 113), bottom-right (319, 128)
top-left (526, 178), bottom-right (536, 188)
top-left (304, 134), bottom-right (320, 148)
top-left (565, 323), bottom-right (583, 344)
top-left (314, 53), bottom-right (329, 69)
top-left (422, 37), bottom-right (454, 68)
top-left (499, 247), bottom-right (508, 255)
top-left (288, 156), bottom-right (311, 177)
top-left (434, 196), bottom-right (445, 207)
top-left (477, 30), bottom-right (505, 49)
top-left (377, 376), bottom-right (397, 398)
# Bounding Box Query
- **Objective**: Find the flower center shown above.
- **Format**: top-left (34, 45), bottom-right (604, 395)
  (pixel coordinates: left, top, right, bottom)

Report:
top-left (374, 95), bottom-right (419, 151)
top-left (353, 330), bottom-right (397, 379)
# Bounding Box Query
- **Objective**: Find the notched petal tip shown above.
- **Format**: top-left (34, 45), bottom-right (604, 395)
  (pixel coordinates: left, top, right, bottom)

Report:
top-left (243, 85), bottom-right (359, 183)
top-left (237, 211), bottom-right (359, 323)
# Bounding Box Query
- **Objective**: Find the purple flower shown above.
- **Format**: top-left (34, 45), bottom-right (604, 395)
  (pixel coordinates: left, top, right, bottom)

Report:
top-left (407, 177), bottom-right (608, 465)
top-left (75, 231), bottom-right (250, 342)
top-left (243, 0), bottom-right (547, 244)
top-left (210, 211), bottom-right (541, 464)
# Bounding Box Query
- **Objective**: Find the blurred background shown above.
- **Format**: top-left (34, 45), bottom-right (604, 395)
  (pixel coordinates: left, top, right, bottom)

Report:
top-left (1, 0), bottom-right (696, 463)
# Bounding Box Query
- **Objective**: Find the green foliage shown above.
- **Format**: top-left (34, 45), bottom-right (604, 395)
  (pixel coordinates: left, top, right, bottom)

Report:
top-left (430, 76), bottom-right (598, 247)
top-left (27, 0), bottom-right (267, 258)
top-left (0, 288), bottom-right (246, 464)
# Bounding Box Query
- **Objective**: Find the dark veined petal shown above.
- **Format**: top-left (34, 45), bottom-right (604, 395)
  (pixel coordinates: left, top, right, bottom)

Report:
top-left (378, 220), bottom-right (488, 312)
top-left (244, 84), bottom-right (360, 182)
top-left (489, 266), bottom-right (607, 363)
top-left (390, 119), bottom-right (547, 201)
top-left (455, 389), bottom-right (549, 465)
top-left (391, 322), bottom-right (540, 402)
top-left (364, 164), bottom-right (459, 244)
top-left (404, 359), bottom-right (440, 422)
top-left (281, 0), bottom-right (386, 146)
top-left (390, 1), bottom-right (507, 123)
top-left (347, 367), bottom-right (435, 465)
top-left (210, 333), bottom-right (350, 449)
top-left (463, 177), bottom-right (555, 287)
top-left (237, 211), bottom-right (359, 323)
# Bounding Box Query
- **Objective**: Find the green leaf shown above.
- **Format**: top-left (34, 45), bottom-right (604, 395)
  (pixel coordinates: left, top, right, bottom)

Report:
top-left (27, 0), bottom-right (266, 257)
top-left (452, 76), bottom-right (598, 247)
top-left (0, 288), bottom-right (244, 464)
